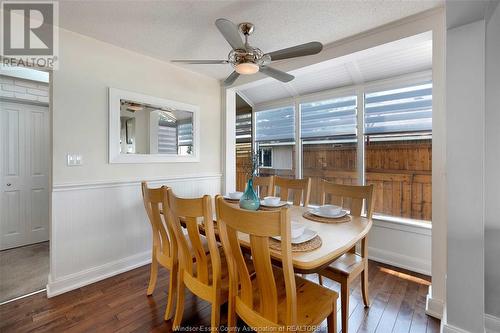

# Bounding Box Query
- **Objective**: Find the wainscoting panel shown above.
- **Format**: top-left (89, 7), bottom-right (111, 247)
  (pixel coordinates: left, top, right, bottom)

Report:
top-left (47, 174), bottom-right (221, 297)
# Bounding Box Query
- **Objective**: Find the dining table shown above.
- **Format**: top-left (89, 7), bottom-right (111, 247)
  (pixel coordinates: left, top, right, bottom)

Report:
top-left (228, 204), bottom-right (372, 274)
top-left (183, 201), bottom-right (373, 275)
top-left (168, 201), bottom-right (372, 274)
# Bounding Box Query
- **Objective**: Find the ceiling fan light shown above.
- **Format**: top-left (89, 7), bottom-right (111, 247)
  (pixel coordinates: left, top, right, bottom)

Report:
top-left (235, 62), bottom-right (259, 75)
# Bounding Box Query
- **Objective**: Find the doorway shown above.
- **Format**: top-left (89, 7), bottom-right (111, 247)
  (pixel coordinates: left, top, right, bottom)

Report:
top-left (0, 68), bottom-right (50, 303)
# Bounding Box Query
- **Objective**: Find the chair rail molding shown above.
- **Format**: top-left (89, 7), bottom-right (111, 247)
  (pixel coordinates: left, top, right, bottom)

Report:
top-left (48, 173), bottom-right (222, 297)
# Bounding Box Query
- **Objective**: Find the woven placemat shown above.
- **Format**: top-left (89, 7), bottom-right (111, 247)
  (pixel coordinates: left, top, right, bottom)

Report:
top-left (268, 235), bottom-right (322, 252)
top-left (302, 211), bottom-right (352, 224)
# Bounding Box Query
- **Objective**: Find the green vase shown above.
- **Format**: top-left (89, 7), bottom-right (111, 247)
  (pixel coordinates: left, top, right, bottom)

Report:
top-left (239, 178), bottom-right (260, 211)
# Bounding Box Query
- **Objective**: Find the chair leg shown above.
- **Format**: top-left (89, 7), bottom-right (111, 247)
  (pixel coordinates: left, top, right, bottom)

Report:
top-left (341, 281), bottom-right (349, 333)
top-left (172, 275), bottom-right (185, 328)
top-left (147, 250), bottom-right (158, 296)
top-left (164, 263), bottom-right (178, 320)
top-left (227, 291), bottom-right (236, 331)
top-left (361, 268), bottom-right (370, 307)
top-left (318, 274), bottom-right (324, 286)
top-left (327, 305), bottom-right (337, 333)
top-left (210, 301), bottom-right (221, 331)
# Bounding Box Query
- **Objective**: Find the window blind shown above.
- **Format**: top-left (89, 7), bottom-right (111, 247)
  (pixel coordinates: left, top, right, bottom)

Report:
top-left (300, 96), bottom-right (357, 139)
top-left (255, 106), bottom-right (295, 142)
top-left (236, 112), bottom-right (252, 143)
top-left (177, 122), bottom-right (193, 147)
top-left (157, 125), bottom-right (177, 154)
top-left (364, 82), bottom-right (432, 135)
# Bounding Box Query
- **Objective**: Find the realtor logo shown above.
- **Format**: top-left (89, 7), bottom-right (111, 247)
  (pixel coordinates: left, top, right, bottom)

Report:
top-left (1, 1), bottom-right (59, 69)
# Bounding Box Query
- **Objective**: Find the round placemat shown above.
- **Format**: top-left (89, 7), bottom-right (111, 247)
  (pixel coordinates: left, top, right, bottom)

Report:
top-left (268, 235), bottom-right (322, 252)
top-left (302, 211), bottom-right (352, 224)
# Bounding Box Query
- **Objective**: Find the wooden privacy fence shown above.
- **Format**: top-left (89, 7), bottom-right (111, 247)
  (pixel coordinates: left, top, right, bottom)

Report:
top-left (236, 140), bottom-right (432, 222)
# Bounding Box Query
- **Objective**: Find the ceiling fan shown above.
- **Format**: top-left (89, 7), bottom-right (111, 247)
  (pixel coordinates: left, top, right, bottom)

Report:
top-left (171, 18), bottom-right (323, 86)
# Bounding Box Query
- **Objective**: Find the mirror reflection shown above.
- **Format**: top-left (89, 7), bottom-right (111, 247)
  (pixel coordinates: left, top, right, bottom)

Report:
top-left (119, 99), bottom-right (194, 155)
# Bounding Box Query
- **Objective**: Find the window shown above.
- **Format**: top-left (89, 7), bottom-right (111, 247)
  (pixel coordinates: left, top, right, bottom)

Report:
top-left (235, 76), bottom-right (433, 223)
top-left (301, 95), bottom-right (358, 205)
top-left (255, 106), bottom-right (295, 178)
top-left (364, 81), bottom-right (432, 221)
top-left (259, 148), bottom-right (272, 167)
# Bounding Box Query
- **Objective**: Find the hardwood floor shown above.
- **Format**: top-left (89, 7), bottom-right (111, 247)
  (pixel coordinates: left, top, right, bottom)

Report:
top-left (0, 260), bottom-right (440, 333)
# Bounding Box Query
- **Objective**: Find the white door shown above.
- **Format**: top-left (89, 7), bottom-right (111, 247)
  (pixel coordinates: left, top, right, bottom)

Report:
top-left (0, 102), bottom-right (49, 250)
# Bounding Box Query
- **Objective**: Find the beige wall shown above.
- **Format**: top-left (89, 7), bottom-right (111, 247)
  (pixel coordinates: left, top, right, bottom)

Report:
top-left (52, 29), bottom-right (222, 185)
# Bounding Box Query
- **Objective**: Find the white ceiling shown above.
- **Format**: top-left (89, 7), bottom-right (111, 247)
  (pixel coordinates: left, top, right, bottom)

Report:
top-left (237, 31), bottom-right (432, 106)
top-left (58, 0), bottom-right (442, 80)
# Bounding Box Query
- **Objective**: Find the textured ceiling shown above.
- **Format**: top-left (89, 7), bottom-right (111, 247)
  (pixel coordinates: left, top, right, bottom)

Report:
top-left (238, 32), bottom-right (432, 106)
top-left (58, 0), bottom-right (442, 80)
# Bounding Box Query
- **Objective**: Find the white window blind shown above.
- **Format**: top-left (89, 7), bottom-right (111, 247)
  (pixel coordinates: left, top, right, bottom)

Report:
top-left (255, 106), bottom-right (295, 142)
top-left (236, 112), bottom-right (252, 143)
top-left (364, 82), bottom-right (432, 135)
top-left (157, 124), bottom-right (177, 154)
top-left (301, 96), bottom-right (357, 139)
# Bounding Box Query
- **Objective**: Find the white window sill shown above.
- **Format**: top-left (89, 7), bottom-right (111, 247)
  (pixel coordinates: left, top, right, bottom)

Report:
top-left (371, 214), bottom-right (431, 236)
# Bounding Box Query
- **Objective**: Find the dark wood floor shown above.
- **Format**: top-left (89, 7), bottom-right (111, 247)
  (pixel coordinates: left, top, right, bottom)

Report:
top-left (0, 260), bottom-right (440, 333)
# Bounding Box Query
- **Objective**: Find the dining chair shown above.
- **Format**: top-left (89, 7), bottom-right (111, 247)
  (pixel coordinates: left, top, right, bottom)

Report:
top-left (253, 175), bottom-right (274, 198)
top-left (317, 180), bottom-right (374, 333)
top-left (141, 182), bottom-right (177, 320)
top-left (274, 176), bottom-right (311, 206)
top-left (165, 189), bottom-right (233, 330)
top-left (215, 196), bottom-right (338, 333)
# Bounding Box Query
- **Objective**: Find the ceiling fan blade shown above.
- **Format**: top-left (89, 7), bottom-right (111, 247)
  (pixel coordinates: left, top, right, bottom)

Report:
top-left (259, 66), bottom-right (294, 83)
top-left (267, 41), bottom-right (323, 61)
top-left (171, 60), bottom-right (228, 64)
top-left (224, 71), bottom-right (240, 86)
top-left (215, 18), bottom-right (245, 50)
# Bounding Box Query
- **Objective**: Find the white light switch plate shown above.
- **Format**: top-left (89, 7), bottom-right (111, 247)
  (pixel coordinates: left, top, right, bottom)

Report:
top-left (67, 153), bottom-right (83, 166)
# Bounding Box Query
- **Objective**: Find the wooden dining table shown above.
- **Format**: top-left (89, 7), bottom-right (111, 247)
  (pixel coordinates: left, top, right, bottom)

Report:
top-left (171, 201), bottom-right (372, 274)
top-left (232, 205), bottom-right (372, 274)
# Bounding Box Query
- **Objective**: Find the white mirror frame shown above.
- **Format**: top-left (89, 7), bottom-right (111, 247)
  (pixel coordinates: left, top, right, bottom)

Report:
top-left (108, 87), bottom-right (200, 163)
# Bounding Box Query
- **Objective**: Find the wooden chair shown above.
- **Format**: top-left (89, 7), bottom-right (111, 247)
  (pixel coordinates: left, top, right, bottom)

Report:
top-left (317, 180), bottom-right (374, 333)
top-left (215, 196), bottom-right (338, 333)
top-left (164, 189), bottom-right (228, 330)
top-left (274, 176), bottom-right (311, 206)
top-left (253, 175), bottom-right (274, 198)
top-left (141, 182), bottom-right (177, 320)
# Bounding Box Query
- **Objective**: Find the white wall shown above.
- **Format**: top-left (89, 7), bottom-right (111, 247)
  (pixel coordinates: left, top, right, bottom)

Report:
top-left (52, 29), bottom-right (221, 185)
top-left (48, 29), bottom-right (222, 295)
top-left (485, 0), bottom-right (500, 321)
top-left (445, 20), bottom-right (485, 333)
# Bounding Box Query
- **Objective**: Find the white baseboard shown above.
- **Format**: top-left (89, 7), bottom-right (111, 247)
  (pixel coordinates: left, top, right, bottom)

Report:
top-left (425, 286), bottom-right (444, 319)
top-left (368, 246), bottom-right (431, 276)
top-left (47, 251), bottom-right (151, 297)
top-left (442, 323), bottom-right (473, 333)
top-left (485, 314), bottom-right (500, 333)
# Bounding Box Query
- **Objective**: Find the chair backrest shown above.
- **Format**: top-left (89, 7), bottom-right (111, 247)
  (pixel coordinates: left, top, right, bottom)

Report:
top-left (165, 189), bottom-right (221, 288)
top-left (319, 180), bottom-right (374, 218)
top-left (215, 196), bottom-right (297, 328)
top-left (274, 176), bottom-right (311, 206)
top-left (141, 182), bottom-right (175, 267)
top-left (253, 175), bottom-right (274, 199)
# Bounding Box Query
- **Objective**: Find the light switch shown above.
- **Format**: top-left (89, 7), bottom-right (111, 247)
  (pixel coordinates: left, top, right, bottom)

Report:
top-left (67, 153), bottom-right (83, 166)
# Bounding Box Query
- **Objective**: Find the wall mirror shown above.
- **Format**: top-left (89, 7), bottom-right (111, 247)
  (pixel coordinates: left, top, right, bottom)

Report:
top-left (109, 88), bottom-right (200, 163)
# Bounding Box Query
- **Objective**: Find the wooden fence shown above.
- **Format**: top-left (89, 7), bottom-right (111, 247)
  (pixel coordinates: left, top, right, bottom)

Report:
top-left (236, 140), bottom-right (432, 221)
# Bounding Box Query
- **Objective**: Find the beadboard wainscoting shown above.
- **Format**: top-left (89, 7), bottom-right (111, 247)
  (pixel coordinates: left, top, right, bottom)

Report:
top-left (368, 219), bottom-right (432, 276)
top-left (47, 174), bottom-right (222, 297)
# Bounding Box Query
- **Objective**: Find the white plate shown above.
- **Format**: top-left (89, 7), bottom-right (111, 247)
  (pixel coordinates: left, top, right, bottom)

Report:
top-left (309, 208), bottom-right (348, 219)
top-left (223, 196), bottom-right (240, 201)
top-left (272, 228), bottom-right (318, 244)
top-left (259, 200), bottom-right (288, 208)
